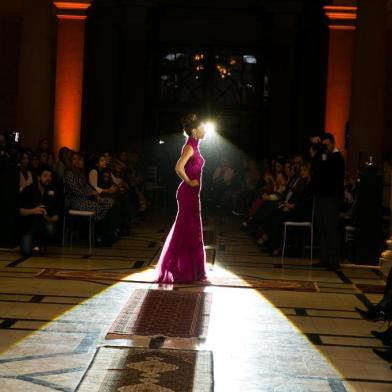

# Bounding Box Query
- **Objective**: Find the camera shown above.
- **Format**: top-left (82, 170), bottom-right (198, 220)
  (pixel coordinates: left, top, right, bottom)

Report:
top-left (310, 137), bottom-right (327, 155)
top-left (312, 142), bottom-right (327, 154)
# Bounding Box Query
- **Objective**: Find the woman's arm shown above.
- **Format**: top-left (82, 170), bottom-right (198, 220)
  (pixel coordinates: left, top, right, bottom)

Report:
top-left (175, 145), bottom-right (198, 186)
top-left (89, 169), bottom-right (105, 194)
top-left (19, 172), bottom-right (25, 193)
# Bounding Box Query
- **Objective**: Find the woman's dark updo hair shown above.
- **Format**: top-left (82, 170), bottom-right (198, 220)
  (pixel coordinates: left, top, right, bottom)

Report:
top-left (181, 113), bottom-right (199, 136)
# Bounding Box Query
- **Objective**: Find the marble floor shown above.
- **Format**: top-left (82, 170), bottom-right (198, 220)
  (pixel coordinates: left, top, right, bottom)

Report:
top-left (0, 209), bottom-right (391, 391)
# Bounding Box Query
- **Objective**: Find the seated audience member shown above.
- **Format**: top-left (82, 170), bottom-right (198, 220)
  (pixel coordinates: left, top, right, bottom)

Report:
top-left (257, 163), bottom-right (313, 254)
top-left (263, 162), bottom-right (313, 255)
top-left (241, 159), bottom-right (273, 222)
top-left (111, 158), bottom-right (128, 189)
top-left (112, 156), bottom-right (147, 212)
top-left (19, 166), bottom-right (60, 255)
top-left (36, 138), bottom-right (51, 155)
top-left (111, 157), bottom-right (136, 217)
top-left (64, 152), bottom-right (119, 245)
top-left (89, 153), bottom-right (133, 234)
top-left (209, 157), bottom-right (236, 208)
top-left (283, 160), bottom-right (293, 182)
top-left (118, 152), bottom-right (149, 211)
top-left (292, 155), bottom-right (304, 177)
top-left (39, 151), bottom-right (49, 167)
top-left (246, 158), bottom-right (288, 242)
top-left (29, 153), bottom-right (40, 178)
top-left (103, 151), bottom-right (113, 171)
top-left (47, 152), bottom-right (55, 170)
top-left (269, 158), bottom-right (288, 197)
top-left (243, 155), bottom-right (304, 228)
top-left (55, 147), bottom-right (70, 180)
top-left (255, 158), bottom-right (287, 206)
top-left (19, 151), bottom-right (33, 192)
top-left (232, 158), bottom-right (263, 215)
top-left (127, 152), bottom-right (145, 187)
top-left (88, 154), bottom-right (118, 196)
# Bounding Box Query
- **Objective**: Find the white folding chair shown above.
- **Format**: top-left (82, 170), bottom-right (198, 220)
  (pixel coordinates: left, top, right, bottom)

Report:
top-left (62, 183), bottom-right (96, 249)
top-left (345, 225), bottom-right (355, 242)
top-left (62, 209), bottom-right (95, 249)
top-left (281, 198), bottom-right (315, 266)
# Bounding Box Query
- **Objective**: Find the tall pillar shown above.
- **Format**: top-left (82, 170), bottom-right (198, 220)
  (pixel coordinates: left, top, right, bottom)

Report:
top-left (16, 0), bottom-right (56, 149)
top-left (53, 1), bottom-right (91, 153)
top-left (323, 5), bottom-right (356, 158)
top-left (348, 0), bottom-right (388, 170)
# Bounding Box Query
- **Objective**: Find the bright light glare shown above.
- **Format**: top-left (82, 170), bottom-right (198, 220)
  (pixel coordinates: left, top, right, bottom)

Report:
top-left (159, 139), bottom-right (165, 144)
top-left (204, 121), bottom-right (216, 135)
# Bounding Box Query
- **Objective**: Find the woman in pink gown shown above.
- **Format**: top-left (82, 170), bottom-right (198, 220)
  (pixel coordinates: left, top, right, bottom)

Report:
top-left (156, 114), bottom-right (207, 283)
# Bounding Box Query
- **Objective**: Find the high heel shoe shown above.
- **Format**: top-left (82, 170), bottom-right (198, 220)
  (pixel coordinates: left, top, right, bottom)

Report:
top-left (373, 348), bottom-right (392, 362)
top-left (355, 306), bottom-right (386, 322)
top-left (371, 326), bottom-right (392, 346)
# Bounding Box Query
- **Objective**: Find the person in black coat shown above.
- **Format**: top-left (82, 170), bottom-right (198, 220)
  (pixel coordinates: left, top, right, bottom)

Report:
top-left (310, 133), bottom-right (345, 270)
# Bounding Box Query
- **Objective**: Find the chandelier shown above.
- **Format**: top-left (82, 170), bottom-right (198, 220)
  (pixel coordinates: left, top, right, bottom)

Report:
top-left (193, 53), bottom-right (205, 79)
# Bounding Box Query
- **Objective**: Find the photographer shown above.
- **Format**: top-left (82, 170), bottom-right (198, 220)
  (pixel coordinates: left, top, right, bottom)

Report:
top-left (310, 133), bottom-right (345, 271)
top-left (19, 166), bottom-right (60, 256)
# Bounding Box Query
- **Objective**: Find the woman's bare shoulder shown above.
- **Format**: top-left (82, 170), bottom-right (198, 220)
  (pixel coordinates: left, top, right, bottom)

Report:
top-left (182, 145), bottom-right (194, 154)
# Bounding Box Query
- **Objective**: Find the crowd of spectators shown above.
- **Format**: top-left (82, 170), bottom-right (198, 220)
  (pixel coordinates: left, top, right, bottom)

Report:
top-left (205, 133), bottom-right (357, 266)
top-left (4, 136), bottom-right (150, 255)
top-left (0, 132), bottom-right (364, 265)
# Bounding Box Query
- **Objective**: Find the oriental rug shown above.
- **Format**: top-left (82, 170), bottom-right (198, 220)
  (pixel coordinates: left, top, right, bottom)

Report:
top-left (36, 268), bottom-right (319, 292)
top-left (106, 289), bottom-right (212, 339)
top-left (36, 269), bottom-right (318, 292)
top-left (76, 346), bottom-right (213, 392)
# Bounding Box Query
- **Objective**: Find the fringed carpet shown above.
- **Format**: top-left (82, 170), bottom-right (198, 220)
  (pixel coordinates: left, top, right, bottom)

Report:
top-left (106, 289), bottom-right (212, 339)
top-left (36, 268), bottom-right (318, 292)
top-left (76, 346), bottom-right (213, 392)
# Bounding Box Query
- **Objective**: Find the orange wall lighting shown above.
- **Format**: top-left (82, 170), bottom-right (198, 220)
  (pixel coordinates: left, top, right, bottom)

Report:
top-left (323, 5), bottom-right (357, 156)
top-left (53, 1), bottom-right (91, 153)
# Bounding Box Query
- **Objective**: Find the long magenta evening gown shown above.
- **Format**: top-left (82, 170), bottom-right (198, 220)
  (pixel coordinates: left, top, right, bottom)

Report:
top-left (156, 136), bottom-right (207, 283)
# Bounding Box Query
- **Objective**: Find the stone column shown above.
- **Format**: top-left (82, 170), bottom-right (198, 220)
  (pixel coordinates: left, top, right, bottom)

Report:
top-left (348, 0), bottom-right (388, 170)
top-left (17, 0), bottom-right (56, 148)
top-left (53, 1), bottom-right (91, 153)
top-left (323, 5), bottom-right (356, 158)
